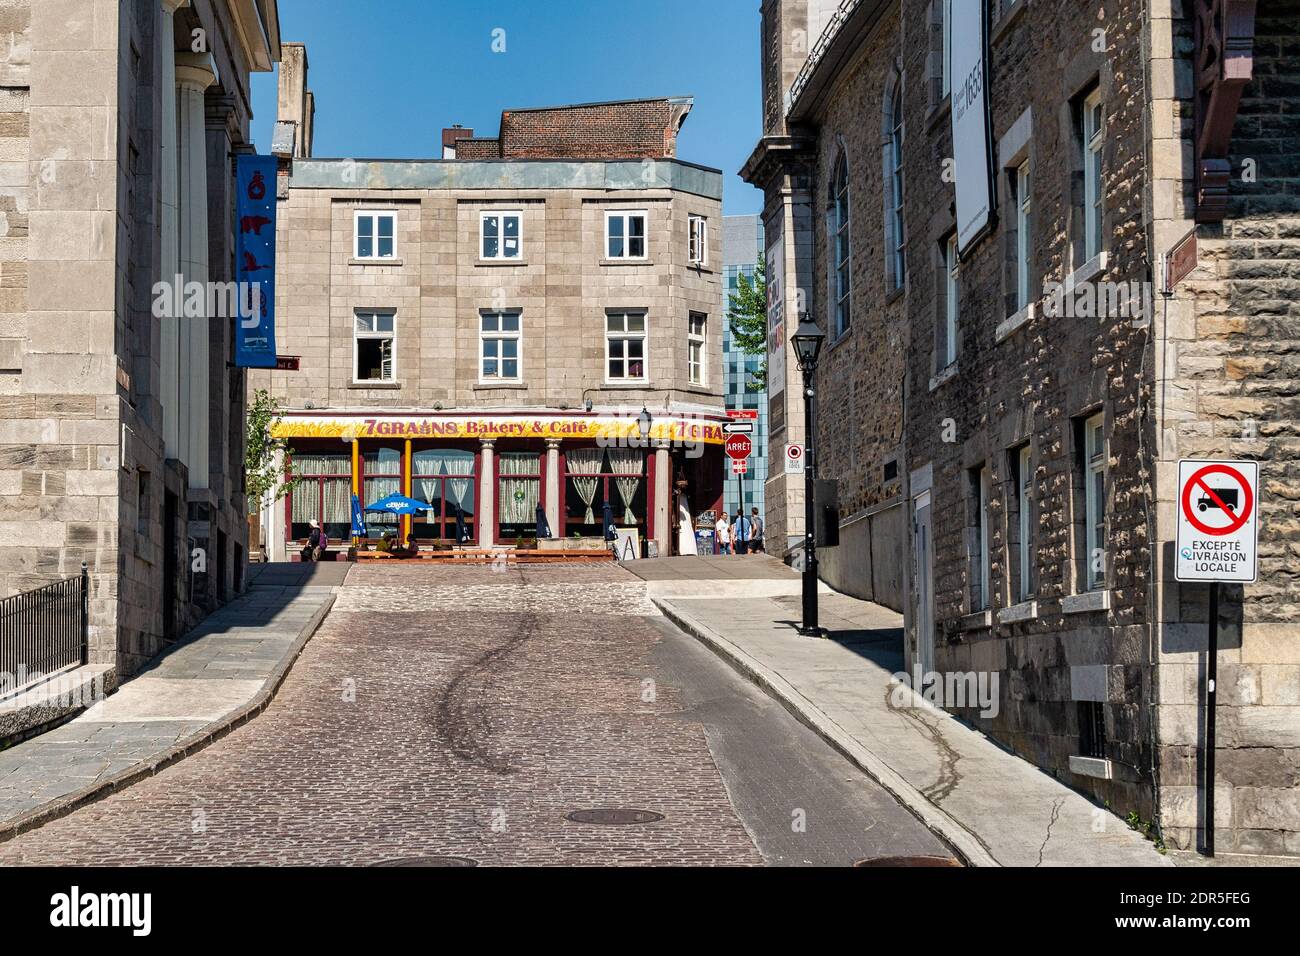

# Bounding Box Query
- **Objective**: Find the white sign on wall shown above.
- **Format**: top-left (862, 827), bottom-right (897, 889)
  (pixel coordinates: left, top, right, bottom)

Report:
top-left (1175, 459), bottom-right (1259, 583)
top-left (950, 0), bottom-right (995, 255)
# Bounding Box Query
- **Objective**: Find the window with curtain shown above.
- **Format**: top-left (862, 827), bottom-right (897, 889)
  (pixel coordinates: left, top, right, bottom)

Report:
top-left (411, 449), bottom-right (476, 541)
top-left (289, 452), bottom-right (351, 543)
top-left (362, 446), bottom-right (402, 537)
top-left (563, 447), bottom-right (606, 536)
top-left (498, 452), bottom-right (541, 540)
top-left (607, 449), bottom-right (646, 527)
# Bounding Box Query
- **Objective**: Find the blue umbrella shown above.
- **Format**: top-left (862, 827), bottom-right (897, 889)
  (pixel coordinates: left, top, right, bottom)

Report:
top-left (364, 494), bottom-right (432, 516)
top-left (602, 500), bottom-right (617, 541)
top-left (536, 503), bottom-right (551, 540)
top-left (349, 493), bottom-right (366, 538)
top-left (454, 503), bottom-right (469, 543)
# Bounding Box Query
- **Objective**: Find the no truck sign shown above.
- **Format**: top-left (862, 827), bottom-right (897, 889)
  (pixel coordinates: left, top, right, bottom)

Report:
top-left (1175, 459), bottom-right (1259, 583)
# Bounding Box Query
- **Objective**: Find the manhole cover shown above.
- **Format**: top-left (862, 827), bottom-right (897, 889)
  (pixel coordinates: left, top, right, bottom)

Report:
top-left (854, 855), bottom-right (963, 867)
top-left (565, 809), bottom-right (665, 825)
top-left (370, 856), bottom-right (479, 867)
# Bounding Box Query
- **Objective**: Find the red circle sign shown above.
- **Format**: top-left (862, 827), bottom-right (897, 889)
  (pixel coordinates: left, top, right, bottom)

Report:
top-left (1181, 464), bottom-right (1253, 536)
top-left (725, 434), bottom-right (752, 461)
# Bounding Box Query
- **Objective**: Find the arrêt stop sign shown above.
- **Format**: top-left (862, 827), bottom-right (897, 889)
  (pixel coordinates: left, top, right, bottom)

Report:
top-left (725, 434), bottom-right (752, 461)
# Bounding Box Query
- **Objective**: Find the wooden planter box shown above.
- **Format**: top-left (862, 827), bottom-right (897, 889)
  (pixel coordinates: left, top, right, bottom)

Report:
top-left (538, 536), bottom-right (608, 552)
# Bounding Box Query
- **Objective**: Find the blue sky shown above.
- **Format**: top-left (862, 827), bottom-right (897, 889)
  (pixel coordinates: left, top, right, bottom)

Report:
top-left (252, 0), bottom-right (764, 215)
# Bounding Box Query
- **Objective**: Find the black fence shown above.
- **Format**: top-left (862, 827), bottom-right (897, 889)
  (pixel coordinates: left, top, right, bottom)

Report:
top-left (0, 564), bottom-right (88, 696)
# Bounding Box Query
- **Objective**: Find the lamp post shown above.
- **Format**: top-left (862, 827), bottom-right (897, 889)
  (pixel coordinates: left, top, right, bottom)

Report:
top-left (791, 314), bottom-right (826, 637)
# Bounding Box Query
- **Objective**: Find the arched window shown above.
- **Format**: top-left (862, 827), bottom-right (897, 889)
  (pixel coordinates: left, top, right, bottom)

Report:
top-left (829, 149), bottom-right (851, 337)
top-left (884, 76), bottom-right (906, 291)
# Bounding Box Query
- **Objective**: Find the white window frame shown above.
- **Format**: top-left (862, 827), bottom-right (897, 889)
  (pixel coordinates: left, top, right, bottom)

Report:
top-left (353, 310), bottom-right (396, 384)
top-left (888, 87), bottom-right (906, 289)
top-left (479, 210), bottom-right (523, 261)
top-left (687, 311), bottom-right (706, 386)
top-left (944, 234), bottom-right (959, 368)
top-left (1084, 412), bottom-right (1106, 590)
top-left (1018, 444), bottom-right (1033, 600)
top-left (479, 310), bottom-right (522, 383)
top-left (977, 464), bottom-right (991, 611)
top-left (1082, 88), bottom-right (1104, 262)
top-left (605, 210), bottom-right (648, 261)
top-left (605, 311), bottom-right (648, 383)
top-left (1016, 160), bottom-right (1032, 311)
top-left (354, 209), bottom-right (397, 261)
top-left (941, 0), bottom-right (952, 97)
top-left (688, 214), bottom-right (707, 266)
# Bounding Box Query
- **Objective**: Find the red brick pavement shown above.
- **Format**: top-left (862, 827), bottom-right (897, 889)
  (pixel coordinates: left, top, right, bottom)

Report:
top-left (0, 565), bottom-right (762, 866)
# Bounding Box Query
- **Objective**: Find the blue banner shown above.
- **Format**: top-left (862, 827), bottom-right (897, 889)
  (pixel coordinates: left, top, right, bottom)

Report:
top-left (350, 493), bottom-right (366, 539)
top-left (234, 154), bottom-right (278, 368)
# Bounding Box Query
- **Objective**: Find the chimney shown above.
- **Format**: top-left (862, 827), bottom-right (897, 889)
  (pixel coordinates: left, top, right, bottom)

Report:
top-left (442, 125), bottom-right (473, 159)
top-left (276, 42), bottom-right (313, 159)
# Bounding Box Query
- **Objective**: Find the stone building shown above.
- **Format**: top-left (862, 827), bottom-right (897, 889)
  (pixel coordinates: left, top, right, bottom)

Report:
top-left (746, 0), bottom-right (1300, 856)
top-left (251, 89), bottom-right (728, 560)
top-left (0, 0), bottom-right (282, 681)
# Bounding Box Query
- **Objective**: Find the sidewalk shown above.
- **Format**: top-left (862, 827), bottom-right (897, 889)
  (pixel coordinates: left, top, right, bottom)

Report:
top-left (0, 562), bottom-right (346, 842)
top-left (640, 556), bottom-right (1170, 867)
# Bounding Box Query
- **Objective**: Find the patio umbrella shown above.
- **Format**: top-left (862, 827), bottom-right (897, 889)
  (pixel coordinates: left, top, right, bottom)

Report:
top-left (349, 493), bottom-right (366, 538)
top-left (363, 494), bottom-right (432, 516)
top-left (454, 504), bottom-right (468, 543)
top-left (535, 503), bottom-right (551, 540)
top-left (602, 500), bottom-right (617, 541)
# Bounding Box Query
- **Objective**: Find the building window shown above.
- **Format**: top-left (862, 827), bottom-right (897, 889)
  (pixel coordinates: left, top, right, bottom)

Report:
top-left (563, 447), bottom-right (646, 535)
top-left (1082, 87), bottom-right (1104, 262)
top-left (354, 311), bottom-right (395, 383)
top-left (288, 452), bottom-right (351, 543)
top-left (887, 84), bottom-right (906, 290)
top-left (1015, 160), bottom-right (1032, 311)
top-left (1084, 412), bottom-right (1106, 590)
top-left (480, 211), bottom-right (522, 260)
top-left (1014, 444), bottom-right (1033, 601)
top-left (354, 210), bottom-right (396, 260)
top-left (830, 150), bottom-right (851, 337)
top-left (361, 447), bottom-right (402, 537)
top-left (941, 0), bottom-right (952, 97)
top-left (480, 311), bottom-right (521, 382)
top-left (970, 464), bottom-right (990, 611)
top-left (1078, 700), bottom-right (1107, 759)
top-left (412, 449), bottom-right (476, 542)
top-left (941, 234), bottom-right (959, 368)
top-left (498, 452), bottom-right (542, 541)
top-left (606, 210), bottom-right (647, 260)
top-left (688, 214), bottom-right (707, 265)
top-left (688, 311), bottom-right (706, 386)
top-left (606, 311), bottom-right (647, 382)
top-left (137, 470), bottom-right (151, 537)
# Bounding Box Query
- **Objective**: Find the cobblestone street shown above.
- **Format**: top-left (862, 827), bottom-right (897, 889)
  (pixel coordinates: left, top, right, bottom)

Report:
top-left (0, 564), bottom-right (948, 866)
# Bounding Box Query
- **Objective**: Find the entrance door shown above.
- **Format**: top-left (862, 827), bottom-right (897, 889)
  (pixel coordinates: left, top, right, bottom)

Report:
top-left (913, 492), bottom-right (935, 677)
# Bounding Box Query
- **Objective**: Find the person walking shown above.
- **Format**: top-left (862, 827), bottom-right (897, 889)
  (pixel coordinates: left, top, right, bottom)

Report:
top-left (714, 511), bottom-right (731, 555)
top-left (750, 507), bottom-right (765, 554)
top-left (734, 509), bottom-right (750, 555)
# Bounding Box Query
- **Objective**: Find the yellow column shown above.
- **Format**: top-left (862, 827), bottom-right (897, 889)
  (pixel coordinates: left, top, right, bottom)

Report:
top-left (403, 439), bottom-right (413, 542)
top-left (351, 439), bottom-right (360, 546)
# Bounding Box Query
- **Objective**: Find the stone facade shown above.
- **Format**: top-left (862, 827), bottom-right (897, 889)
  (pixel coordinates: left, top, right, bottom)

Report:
top-left (747, 0), bottom-right (1300, 856)
top-left (0, 0), bottom-right (281, 678)
top-left (250, 94), bottom-right (727, 561)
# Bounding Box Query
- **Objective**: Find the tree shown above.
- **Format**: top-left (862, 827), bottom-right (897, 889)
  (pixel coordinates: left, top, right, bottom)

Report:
top-left (726, 263), bottom-right (768, 391)
top-left (245, 389), bottom-right (299, 508)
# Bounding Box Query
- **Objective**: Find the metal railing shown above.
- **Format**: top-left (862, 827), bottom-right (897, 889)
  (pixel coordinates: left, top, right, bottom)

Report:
top-left (787, 0), bottom-right (864, 116)
top-left (0, 564), bottom-right (88, 697)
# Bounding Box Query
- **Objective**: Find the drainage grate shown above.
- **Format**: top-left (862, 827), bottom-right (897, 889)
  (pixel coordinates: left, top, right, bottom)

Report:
top-left (565, 809), bottom-right (665, 825)
top-left (854, 855), bottom-right (963, 867)
top-left (370, 856), bottom-right (479, 867)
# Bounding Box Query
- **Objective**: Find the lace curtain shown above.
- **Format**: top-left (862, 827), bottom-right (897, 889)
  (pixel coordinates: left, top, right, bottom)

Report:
top-left (607, 449), bottom-right (643, 525)
top-left (413, 451), bottom-right (475, 512)
top-left (364, 476), bottom-right (400, 525)
top-left (564, 448), bottom-right (605, 525)
top-left (290, 454), bottom-right (349, 528)
top-left (499, 452), bottom-right (539, 526)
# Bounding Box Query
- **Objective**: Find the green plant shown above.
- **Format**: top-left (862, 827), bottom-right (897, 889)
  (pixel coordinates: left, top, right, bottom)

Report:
top-left (245, 388), bottom-right (300, 507)
top-left (1124, 810), bottom-right (1167, 854)
top-left (725, 262), bottom-right (768, 392)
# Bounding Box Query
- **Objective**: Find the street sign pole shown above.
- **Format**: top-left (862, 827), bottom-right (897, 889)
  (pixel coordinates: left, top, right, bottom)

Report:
top-left (1206, 581), bottom-right (1219, 857)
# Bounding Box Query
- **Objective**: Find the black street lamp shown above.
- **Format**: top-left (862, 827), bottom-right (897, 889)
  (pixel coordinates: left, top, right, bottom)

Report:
top-left (791, 314), bottom-right (826, 637)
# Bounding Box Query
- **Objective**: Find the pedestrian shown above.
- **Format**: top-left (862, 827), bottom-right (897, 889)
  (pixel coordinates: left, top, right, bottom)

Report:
top-left (714, 511), bottom-right (731, 555)
top-left (734, 509), bottom-right (750, 555)
top-left (750, 507), bottom-right (764, 553)
top-left (301, 520), bottom-right (321, 562)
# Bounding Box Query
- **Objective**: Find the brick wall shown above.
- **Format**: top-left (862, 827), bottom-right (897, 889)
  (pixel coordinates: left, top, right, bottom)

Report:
top-left (450, 100), bottom-right (689, 161)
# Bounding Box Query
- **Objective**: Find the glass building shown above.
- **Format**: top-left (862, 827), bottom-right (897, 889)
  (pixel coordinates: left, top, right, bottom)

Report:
top-left (721, 216), bottom-right (767, 523)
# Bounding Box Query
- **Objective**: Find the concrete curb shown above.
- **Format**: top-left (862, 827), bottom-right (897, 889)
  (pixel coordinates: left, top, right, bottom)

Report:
top-left (0, 592), bottom-right (336, 846)
top-left (654, 598), bottom-right (1002, 868)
